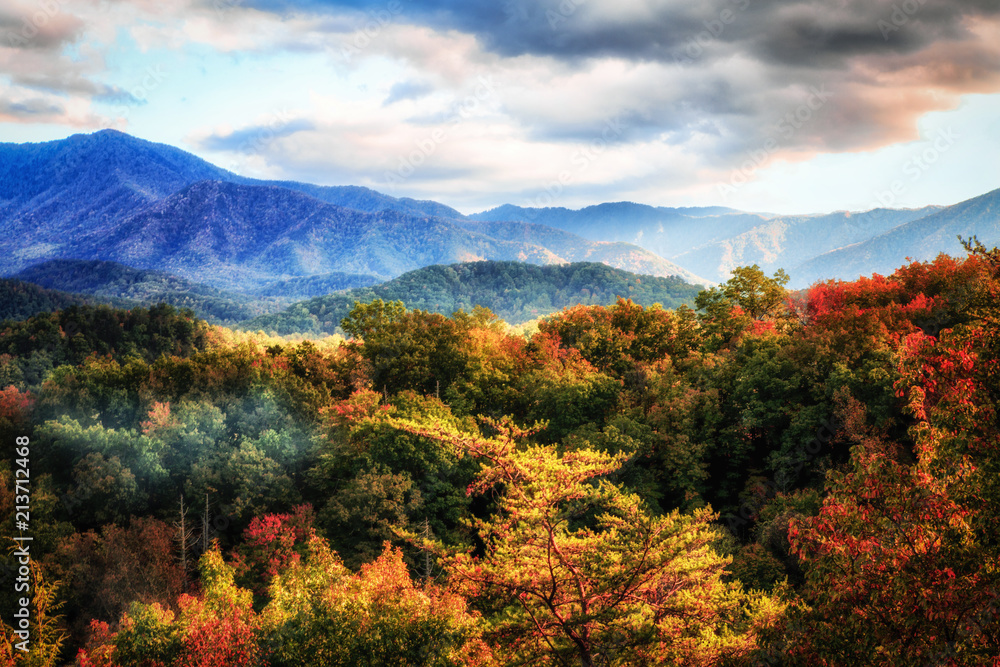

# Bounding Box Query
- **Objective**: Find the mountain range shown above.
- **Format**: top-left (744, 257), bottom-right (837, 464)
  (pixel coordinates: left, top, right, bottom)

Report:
top-left (1, 129), bottom-right (997, 296)
top-left (471, 198), bottom-right (997, 287)
top-left (0, 130), bottom-right (702, 289)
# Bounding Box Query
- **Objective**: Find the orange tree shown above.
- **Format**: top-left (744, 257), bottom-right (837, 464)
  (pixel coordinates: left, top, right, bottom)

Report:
top-left (394, 416), bottom-right (784, 667)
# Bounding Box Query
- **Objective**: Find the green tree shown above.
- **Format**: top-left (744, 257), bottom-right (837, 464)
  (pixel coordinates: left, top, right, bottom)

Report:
top-left (695, 265), bottom-right (791, 350)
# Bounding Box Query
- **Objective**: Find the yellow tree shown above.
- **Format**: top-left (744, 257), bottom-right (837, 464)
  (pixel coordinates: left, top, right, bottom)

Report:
top-left (394, 417), bottom-right (784, 667)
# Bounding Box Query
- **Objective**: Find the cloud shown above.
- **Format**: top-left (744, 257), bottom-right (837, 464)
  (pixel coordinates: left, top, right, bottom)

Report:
top-left (1, 0), bottom-right (999, 214)
top-left (199, 118), bottom-right (317, 152)
top-left (0, 89), bottom-right (104, 126)
top-left (0, 2), bottom-right (84, 51)
top-left (382, 80), bottom-right (435, 105)
top-left (237, 0), bottom-right (999, 63)
top-left (0, 96), bottom-right (64, 117)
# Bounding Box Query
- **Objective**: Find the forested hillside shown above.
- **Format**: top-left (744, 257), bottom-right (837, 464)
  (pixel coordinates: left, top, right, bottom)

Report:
top-left (0, 279), bottom-right (98, 322)
top-left (242, 260), bottom-right (703, 334)
top-left (12, 260), bottom-right (267, 325)
top-left (2, 243), bottom-right (999, 666)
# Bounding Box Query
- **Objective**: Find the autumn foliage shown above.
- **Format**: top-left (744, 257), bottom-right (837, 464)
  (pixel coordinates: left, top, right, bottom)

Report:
top-left (2, 248), bottom-right (1000, 666)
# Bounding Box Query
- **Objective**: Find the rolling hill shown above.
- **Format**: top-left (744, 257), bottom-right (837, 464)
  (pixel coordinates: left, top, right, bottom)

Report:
top-left (240, 260), bottom-right (705, 335)
top-left (251, 272), bottom-right (383, 299)
top-left (10, 259), bottom-right (271, 324)
top-left (0, 278), bottom-right (100, 323)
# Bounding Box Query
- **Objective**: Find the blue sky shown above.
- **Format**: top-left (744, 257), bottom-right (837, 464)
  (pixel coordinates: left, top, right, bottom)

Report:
top-left (1, 0), bottom-right (998, 214)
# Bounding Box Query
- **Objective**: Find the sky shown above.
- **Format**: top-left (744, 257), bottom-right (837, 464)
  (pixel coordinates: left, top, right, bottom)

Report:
top-left (1, 0), bottom-right (999, 215)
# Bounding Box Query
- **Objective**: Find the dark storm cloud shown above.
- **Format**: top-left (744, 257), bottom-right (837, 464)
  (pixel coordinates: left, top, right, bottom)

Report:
top-left (240, 0), bottom-right (1000, 67)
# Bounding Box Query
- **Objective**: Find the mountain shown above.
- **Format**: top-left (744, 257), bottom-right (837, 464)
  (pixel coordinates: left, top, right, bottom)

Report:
top-left (251, 272), bottom-right (383, 299)
top-left (470, 198), bottom-right (993, 288)
top-left (671, 206), bottom-right (942, 287)
top-left (0, 130), bottom-right (230, 271)
top-left (12, 259), bottom-right (270, 324)
top-left (0, 131), bottom-right (700, 288)
top-left (0, 278), bottom-right (98, 322)
top-left (263, 181), bottom-right (465, 219)
top-left (5, 130), bottom-right (995, 294)
top-left (471, 202), bottom-right (761, 259)
top-left (45, 179), bottom-right (692, 290)
top-left (454, 219), bottom-right (711, 287)
top-left (240, 260), bottom-right (705, 335)
top-left (0, 130), bottom-right (460, 263)
top-left (795, 188), bottom-right (1000, 285)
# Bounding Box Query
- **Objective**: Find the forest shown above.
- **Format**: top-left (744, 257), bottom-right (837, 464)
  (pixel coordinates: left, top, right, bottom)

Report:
top-left (241, 261), bottom-right (704, 335)
top-left (1, 240), bottom-right (999, 666)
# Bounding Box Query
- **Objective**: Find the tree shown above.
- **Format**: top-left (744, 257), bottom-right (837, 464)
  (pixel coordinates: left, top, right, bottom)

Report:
top-left (0, 562), bottom-right (67, 667)
top-left (78, 546), bottom-right (262, 667)
top-left (262, 538), bottom-right (495, 667)
top-left (539, 298), bottom-right (694, 376)
top-left (394, 417), bottom-right (783, 667)
top-left (786, 389), bottom-right (1000, 665)
top-left (695, 265), bottom-right (791, 350)
top-left (231, 504), bottom-right (316, 597)
top-left (313, 389), bottom-right (479, 567)
top-left (341, 299), bottom-right (469, 396)
top-left (46, 517), bottom-right (185, 647)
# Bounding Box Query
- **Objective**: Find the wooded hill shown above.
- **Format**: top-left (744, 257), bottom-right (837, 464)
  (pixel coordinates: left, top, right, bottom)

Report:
top-left (242, 260), bottom-right (703, 334)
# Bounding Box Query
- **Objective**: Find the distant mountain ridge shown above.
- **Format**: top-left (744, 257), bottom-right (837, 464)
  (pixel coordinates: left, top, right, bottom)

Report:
top-left (670, 206), bottom-right (943, 286)
top-left (795, 188), bottom-right (1000, 285)
top-left (52, 179), bottom-right (695, 290)
top-left (2, 130), bottom-right (996, 292)
top-left (470, 202), bottom-right (763, 259)
top-left (471, 196), bottom-right (996, 287)
top-left (0, 130), bottom-right (702, 288)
